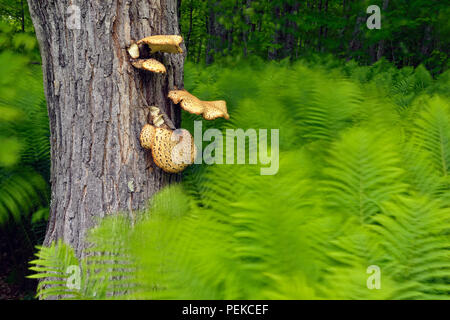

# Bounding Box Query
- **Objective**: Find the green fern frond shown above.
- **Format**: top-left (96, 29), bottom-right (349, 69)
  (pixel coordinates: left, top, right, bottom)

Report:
top-left (83, 215), bottom-right (136, 299)
top-left (0, 169), bottom-right (49, 225)
top-left (372, 195), bottom-right (450, 299)
top-left (27, 59), bottom-right (450, 301)
top-left (322, 127), bottom-right (407, 224)
top-left (28, 240), bottom-right (81, 300)
top-left (411, 96), bottom-right (450, 178)
top-left (295, 75), bottom-right (362, 143)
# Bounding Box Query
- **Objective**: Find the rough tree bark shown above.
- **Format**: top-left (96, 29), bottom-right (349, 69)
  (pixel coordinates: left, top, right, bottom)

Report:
top-left (27, 0), bottom-right (185, 258)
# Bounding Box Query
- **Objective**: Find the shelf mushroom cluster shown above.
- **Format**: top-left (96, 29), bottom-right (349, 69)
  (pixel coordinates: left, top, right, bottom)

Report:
top-left (128, 35), bottom-right (230, 174)
top-left (128, 35), bottom-right (183, 73)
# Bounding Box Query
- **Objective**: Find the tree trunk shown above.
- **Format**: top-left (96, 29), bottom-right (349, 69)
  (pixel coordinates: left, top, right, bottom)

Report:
top-left (317, 0), bottom-right (323, 52)
top-left (20, 0), bottom-right (25, 32)
top-left (348, 13), bottom-right (365, 61)
top-left (376, 0), bottom-right (389, 61)
top-left (320, 0), bottom-right (329, 53)
top-left (420, 24), bottom-right (433, 58)
top-left (205, 14), bottom-right (213, 64)
top-left (186, 2), bottom-right (193, 55)
top-left (205, 1), bottom-right (226, 64)
top-left (267, 5), bottom-right (281, 60)
top-left (337, 0), bottom-right (350, 55)
top-left (27, 0), bottom-right (184, 258)
top-left (268, 2), bottom-right (299, 60)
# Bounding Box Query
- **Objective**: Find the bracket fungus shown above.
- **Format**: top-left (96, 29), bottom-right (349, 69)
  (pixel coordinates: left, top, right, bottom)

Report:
top-left (131, 59), bottom-right (166, 74)
top-left (168, 90), bottom-right (230, 121)
top-left (140, 124), bottom-right (196, 174)
top-left (127, 42), bottom-right (141, 59)
top-left (128, 35), bottom-right (183, 59)
top-left (148, 106), bottom-right (175, 129)
top-left (128, 35), bottom-right (183, 74)
top-left (128, 35), bottom-right (229, 173)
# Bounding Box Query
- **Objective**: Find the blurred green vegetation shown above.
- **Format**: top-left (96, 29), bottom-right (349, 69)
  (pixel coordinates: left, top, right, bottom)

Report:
top-left (31, 58), bottom-right (450, 299)
top-left (0, 0), bottom-right (32, 33)
top-left (180, 0), bottom-right (449, 74)
top-left (0, 19), bottom-right (49, 227)
top-left (0, 0), bottom-right (447, 300)
top-left (0, 12), bottom-right (49, 297)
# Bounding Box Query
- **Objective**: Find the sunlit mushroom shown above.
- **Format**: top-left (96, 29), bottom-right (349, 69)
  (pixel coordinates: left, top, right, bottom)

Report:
top-left (138, 35), bottom-right (183, 54)
top-left (131, 59), bottom-right (166, 74)
top-left (168, 90), bottom-right (230, 121)
top-left (149, 106), bottom-right (161, 118)
top-left (147, 106), bottom-right (174, 129)
top-left (140, 124), bottom-right (196, 174)
top-left (153, 114), bottom-right (165, 127)
top-left (128, 35), bottom-right (183, 58)
top-left (140, 124), bottom-right (156, 150)
top-left (127, 43), bottom-right (140, 59)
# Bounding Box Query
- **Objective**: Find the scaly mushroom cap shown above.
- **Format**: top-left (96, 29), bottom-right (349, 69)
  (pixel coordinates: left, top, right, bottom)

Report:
top-left (168, 90), bottom-right (230, 121)
top-left (132, 59), bottom-right (166, 74)
top-left (140, 124), bottom-right (156, 150)
top-left (137, 35), bottom-right (183, 54)
top-left (140, 125), bottom-right (196, 174)
top-left (202, 100), bottom-right (229, 121)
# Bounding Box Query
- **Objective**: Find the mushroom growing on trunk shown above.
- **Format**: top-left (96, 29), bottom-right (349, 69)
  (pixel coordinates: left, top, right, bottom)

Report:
top-left (131, 59), bottom-right (167, 74)
top-left (140, 124), bottom-right (196, 174)
top-left (128, 35), bottom-right (184, 74)
top-left (168, 89), bottom-right (230, 120)
top-left (128, 35), bottom-right (184, 58)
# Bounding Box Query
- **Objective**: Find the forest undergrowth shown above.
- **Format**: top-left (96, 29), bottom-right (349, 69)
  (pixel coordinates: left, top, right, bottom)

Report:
top-left (27, 57), bottom-right (450, 300)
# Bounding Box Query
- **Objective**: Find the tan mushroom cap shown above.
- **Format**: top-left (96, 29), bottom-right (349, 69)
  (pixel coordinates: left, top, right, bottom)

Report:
top-left (137, 35), bottom-right (183, 54)
top-left (132, 59), bottom-right (166, 74)
top-left (127, 43), bottom-right (140, 59)
top-left (140, 124), bottom-right (156, 150)
top-left (140, 125), bottom-right (196, 174)
top-left (168, 90), bottom-right (230, 121)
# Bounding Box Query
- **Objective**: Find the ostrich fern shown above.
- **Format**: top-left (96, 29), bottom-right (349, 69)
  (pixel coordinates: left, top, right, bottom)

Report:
top-left (29, 59), bottom-right (450, 300)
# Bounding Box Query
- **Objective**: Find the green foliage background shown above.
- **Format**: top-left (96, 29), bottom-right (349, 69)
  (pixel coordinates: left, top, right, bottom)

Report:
top-left (31, 59), bottom-right (450, 299)
top-left (0, 1), bottom-right (49, 295)
top-left (180, 0), bottom-right (449, 74)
